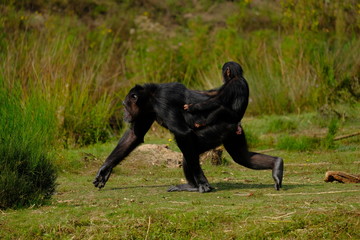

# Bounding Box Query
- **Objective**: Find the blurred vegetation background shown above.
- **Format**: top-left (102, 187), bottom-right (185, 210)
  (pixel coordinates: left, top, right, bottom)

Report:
top-left (0, 0), bottom-right (359, 208)
top-left (1, 0), bottom-right (359, 145)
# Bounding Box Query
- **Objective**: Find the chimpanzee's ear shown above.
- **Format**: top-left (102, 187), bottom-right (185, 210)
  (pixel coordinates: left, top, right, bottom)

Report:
top-left (128, 85), bottom-right (144, 99)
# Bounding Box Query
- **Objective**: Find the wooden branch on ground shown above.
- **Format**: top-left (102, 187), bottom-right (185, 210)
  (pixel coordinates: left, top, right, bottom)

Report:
top-left (334, 131), bottom-right (360, 141)
top-left (324, 171), bottom-right (360, 183)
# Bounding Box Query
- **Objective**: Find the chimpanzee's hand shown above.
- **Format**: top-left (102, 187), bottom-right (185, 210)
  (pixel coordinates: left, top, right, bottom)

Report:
top-left (184, 104), bottom-right (194, 112)
top-left (93, 165), bottom-right (113, 189)
top-left (183, 104), bottom-right (190, 111)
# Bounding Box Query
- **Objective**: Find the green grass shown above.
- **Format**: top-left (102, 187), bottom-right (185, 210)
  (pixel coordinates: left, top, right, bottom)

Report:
top-left (1, 149), bottom-right (359, 239)
top-left (1, 111), bottom-right (360, 238)
top-left (277, 135), bottom-right (320, 151)
top-left (0, 80), bottom-right (57, 209)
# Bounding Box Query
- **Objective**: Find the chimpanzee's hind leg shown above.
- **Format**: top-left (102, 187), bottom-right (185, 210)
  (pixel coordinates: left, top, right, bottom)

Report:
top-left (223, 129), bottom-right (283, 190)
top-left (167, 132), bottom-right (213, 193)
top-left (167, 157), bottom-right (200, 192)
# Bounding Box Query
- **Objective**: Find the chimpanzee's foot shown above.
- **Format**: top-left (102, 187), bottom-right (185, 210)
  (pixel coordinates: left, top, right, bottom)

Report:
top-left (168, 183), bottom-right (214, 193)
top-left (198, 183), bottom-right (214, 193)
top-left (272, 157), bottom-right (284, 190)
top-left (168, 184), bottom-right (199, 192)
top-left (93, 165), bottom-right (113, 189)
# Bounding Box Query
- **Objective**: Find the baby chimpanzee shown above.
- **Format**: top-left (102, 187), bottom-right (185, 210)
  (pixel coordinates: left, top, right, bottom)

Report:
top-left (184, 61), bottom-right (249, 134)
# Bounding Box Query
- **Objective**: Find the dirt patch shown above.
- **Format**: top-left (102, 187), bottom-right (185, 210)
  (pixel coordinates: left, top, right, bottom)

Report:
top-left (127, 144), bottom-right (224, 168)
top-left (129, 144), bottom-right (183, 168)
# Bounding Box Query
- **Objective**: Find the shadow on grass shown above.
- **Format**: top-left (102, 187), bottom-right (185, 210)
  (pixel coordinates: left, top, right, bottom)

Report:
top-left (105, 185), bottom-right (169, 191)
top-left (212, 182), bottom-right (311, 192)
top-left (102, 182), bottom-right (312, 192)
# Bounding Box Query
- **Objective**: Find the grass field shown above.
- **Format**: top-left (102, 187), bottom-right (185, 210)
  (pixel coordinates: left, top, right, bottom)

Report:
top-left (1, 1), bottom-right (359, 238)
top-left (1, 114), bottom-right (359, 239)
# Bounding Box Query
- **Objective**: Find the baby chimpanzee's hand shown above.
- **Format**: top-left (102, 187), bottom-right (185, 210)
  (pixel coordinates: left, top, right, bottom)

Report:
top-left (183, 104), bottom-right (191, 111)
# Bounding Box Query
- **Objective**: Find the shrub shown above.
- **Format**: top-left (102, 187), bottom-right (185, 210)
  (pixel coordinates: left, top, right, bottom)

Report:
top-left (277, 135), bottom-right (319, 152)
top-left (266, 116), bottom-right (298, 133)
top-left (321, 118), bottom-right (339, 149)
top-left (0, 82), bottom-right (57, 209)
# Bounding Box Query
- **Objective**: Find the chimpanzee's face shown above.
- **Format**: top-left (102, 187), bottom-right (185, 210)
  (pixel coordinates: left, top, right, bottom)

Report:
top-left (222, 62), bottom-right (243, 83)
top-left (123, 85), bottom-right (151, 123)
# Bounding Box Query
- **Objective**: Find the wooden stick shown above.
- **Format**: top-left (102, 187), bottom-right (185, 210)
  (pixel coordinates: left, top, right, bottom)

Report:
top-left (334, 131), bottom-right (360, 141)
top-left (324, 171), bottom-right (360, 183)
top-left (145, 216), bottom-right (151, 240)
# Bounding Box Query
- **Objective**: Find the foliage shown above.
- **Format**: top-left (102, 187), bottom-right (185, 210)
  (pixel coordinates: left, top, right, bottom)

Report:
top-left (322, 118), bottom-right (339, 149)
top-left (1, 0), bottom-right (359, 145)
top-left (277, 135), bottom-right (320, 151)
top-left (265, 116), bottom-right (298, 133)
top-left (0, 80), bottom-right (57, 209)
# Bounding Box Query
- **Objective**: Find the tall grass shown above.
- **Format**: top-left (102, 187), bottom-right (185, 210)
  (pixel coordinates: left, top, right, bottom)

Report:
top-left (1, 10), bottom-right (124, 145)
top-left (1, 0), bottom-right (359, 145)
top-left (0, 79), bottom-right (57, 209)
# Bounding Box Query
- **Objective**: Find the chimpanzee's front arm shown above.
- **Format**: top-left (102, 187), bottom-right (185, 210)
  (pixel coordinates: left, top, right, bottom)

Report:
top-left (93, 117), bottom-right (154, 189)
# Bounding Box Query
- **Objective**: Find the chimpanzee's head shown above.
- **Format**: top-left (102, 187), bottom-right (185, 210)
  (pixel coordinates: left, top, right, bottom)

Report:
top-left (222, 61), bottom-right (243, 83)
top-left (123, 85), bottom-right (153, 123)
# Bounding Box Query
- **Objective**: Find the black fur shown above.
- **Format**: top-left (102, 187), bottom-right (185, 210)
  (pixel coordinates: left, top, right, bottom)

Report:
top-left (185, 61), bottom-right (249, 129)
top-left (93, 81), bottom-right (283, 192)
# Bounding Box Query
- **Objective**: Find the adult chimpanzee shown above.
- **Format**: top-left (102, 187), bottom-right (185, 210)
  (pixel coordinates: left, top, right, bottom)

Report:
top-left (184, 61), bottom-right (248, 134)
top-left (93, 84), bottom-right (283, 193)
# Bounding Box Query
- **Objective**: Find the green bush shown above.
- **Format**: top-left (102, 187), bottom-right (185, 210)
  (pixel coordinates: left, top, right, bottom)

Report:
top-left (321, 118), bottom-right (339, 149)
top-left (0, 82), bottom-right (57, 209)
top-left (243, 128), bottom-right (261, 148)
top-left (277, 135), bottom-right (320, 152)
top-left (266, 116), bottom-right (298, 133)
